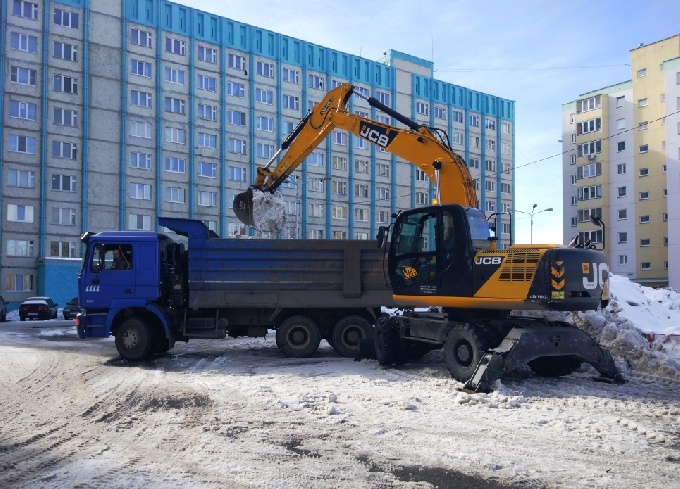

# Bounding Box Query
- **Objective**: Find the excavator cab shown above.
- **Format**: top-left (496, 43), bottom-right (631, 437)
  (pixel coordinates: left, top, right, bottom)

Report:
top-left (388, 204), bottom-right (487, 299)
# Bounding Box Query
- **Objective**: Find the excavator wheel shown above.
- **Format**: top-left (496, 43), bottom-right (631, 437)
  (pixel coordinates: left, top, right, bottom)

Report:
top-left (528, 356), bottom-right (582, 377)
top-left (374, 316), bottom-right (406, 366)
top-left (444, 324), bottom-right (491, 383)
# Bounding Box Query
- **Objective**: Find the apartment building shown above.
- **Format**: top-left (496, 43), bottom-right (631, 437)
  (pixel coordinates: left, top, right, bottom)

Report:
top-left (1, 0), bottom-right (515, 306)
top-left (562, 35), bottom-right (680, 288)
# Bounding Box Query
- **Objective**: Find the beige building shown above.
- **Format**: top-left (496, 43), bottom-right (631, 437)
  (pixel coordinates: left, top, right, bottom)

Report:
top-left (562, 35), bottom-right (680, 288)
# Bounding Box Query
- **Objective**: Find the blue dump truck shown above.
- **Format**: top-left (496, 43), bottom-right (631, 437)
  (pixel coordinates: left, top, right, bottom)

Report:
top-left (76, 217), bottom-right (394, 360)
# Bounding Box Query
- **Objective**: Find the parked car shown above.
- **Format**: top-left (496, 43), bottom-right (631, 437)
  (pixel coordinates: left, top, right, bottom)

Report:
top-left (0, 295), bottom-right (7, 322)
top-left (62, 297), bottom-right (82, 320)
top-left (19, 297), bottom-right (58, 321)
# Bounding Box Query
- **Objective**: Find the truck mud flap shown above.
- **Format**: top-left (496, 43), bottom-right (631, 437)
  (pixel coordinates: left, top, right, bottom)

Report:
top-left (464, 325), bottom-right (625, 393)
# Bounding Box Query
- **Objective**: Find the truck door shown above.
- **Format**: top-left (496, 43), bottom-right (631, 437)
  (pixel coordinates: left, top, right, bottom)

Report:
top-left (81, 242), bottom-right (136, 309)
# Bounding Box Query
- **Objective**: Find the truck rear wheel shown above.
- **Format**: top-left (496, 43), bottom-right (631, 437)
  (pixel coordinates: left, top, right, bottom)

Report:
top-left (276, 315), bottom-right (321, 358)
top-left (115, 318), bottom-right (154, 361)
top-left (444, 325), bottom-right (490, 383)
top-left (331, 315), bottom-right (373, 358)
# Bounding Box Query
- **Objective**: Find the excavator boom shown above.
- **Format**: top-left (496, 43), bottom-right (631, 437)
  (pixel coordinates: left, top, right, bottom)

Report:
top-left (233, 83), bottom-right (478, 228)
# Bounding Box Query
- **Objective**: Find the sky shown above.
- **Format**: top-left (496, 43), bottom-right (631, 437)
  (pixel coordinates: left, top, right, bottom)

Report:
top-left (174, 0), bottom-right (680, 244)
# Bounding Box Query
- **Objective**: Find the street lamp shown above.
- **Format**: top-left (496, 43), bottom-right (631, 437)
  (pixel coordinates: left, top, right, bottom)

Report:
top-left (514, 204), bottom-right (553, 244)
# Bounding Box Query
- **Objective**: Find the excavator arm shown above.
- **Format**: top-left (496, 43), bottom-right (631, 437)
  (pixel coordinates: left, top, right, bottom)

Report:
top-left (233, 83), bottom-right (479, 227)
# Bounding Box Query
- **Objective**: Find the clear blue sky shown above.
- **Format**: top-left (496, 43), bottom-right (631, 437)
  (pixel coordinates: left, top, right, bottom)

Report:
top-left (176, 0), bottom-right (680, 244)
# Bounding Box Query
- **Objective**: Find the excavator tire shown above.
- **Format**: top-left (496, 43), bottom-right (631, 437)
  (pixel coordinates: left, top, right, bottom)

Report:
top-left (444, 324), bottom-right (491, 383)
top-left (528, 355), bottom-right (582, 377)
top-left (374, 316), bottom-right (406, 366)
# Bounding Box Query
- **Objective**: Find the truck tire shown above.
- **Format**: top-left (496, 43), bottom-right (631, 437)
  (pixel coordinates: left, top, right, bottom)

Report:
top-left (331, 315), bottom-right (373, 358)
top-left (115, 318), bottom-right (154, 361)
top-left (528, 356), bottom-right (582, 377)
top-left (374, 317), bottom-right (406, 366)
top-left (444, 325), bottom-right (490, 383)
top-left (276, 315), bottom-right (321, 358)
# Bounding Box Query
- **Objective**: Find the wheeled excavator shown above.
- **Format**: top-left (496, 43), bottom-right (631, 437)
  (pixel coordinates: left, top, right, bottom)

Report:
top-left (233, 83), bottom-right (623, 392)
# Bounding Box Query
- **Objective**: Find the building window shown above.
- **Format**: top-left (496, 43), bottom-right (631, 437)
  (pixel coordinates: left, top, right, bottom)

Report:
top-left (51, 174), bottom-right (76, 192)
top-left (282, 67), bottom-right (299, 84)
top-left (332, 206), bottom-right (347, 220)
top-left (255, 88), bottom-right (273, 105)
top-left (131, 90), bottom-right (152, 108)
top-left (640, 238), bottom-right (651, 246)
top-left (164, 97), bottom-right (186, 114)
top-left (416, 192), bottom-right (429, 206)
top-left (131, 121), bottom-right (152, 139)
top-left (616, 186), bottom-right (626, 197)
top-left (228, 138), bottom-right (246, 154)
top-left (53, 8), bottom-right (78, 28)
top-left (331, 181), bottom-right (347, 196)
top-left (228, 54), bottom-right (246, 70)
top-left (570, 217), bottom-right (577, 227)
top-left (7, 204), bottom-right (34, 223)
top-left (638, 121), bottom-right (648, 131)
top-left (576, 94), bottom-right (601, 113)
top-left (332, 156), bottom-right (347, 171)
top-left (618, 255), bottom-right (628, 265)
top-left (434, 106), bottom-right (446, 120)
top-left (53, 107), bottom-right (78, 127)
top-left (10, 32), bottom-right (38, 53)
top-left (196, 74), bottom-right (216, 91)
top-left (617, 232), bottom-right (627, 244)
top-left (164, 156), bottom-right (186, 174)
top-left (9, 100), bottom-right (37, 120)
top-left (501, 121), bottom-right (510, 133)
top-left (13, 1), bottom-right (38, 19)
top-left (164, 67), bottom-right (185, 84)
top-left (131, 59), bottom-right (152, 78)
top-left (256, 116), bottom-right (273, 132)
top-left (197, 161), bottom-right (217, 178)
top-left (164, 127), bottom-right (186, 144)
top-left (130, 28), bottom-right (152, 48)
top-left (639, 144), bottom-right (648, 154)
top-left (637, 68), bottom-right (646, 78)
top-left (197, 191), bottom-right (217, 207)
top-left (639, 215), bottom-right (650, 224)
top-left (577, 118), bottom-right (602, 135)
top-left (6, 274), bottom-right (34, 292)
top-left (375, 91), bottom-right (391, 106)
top-left (10, 66), bottom-right (37, 86)
top-left (616, 96), bottom-right (625, 107)
top-left (469, 115), bottom-right (480, 127)
top-left (638, 98), bottom-right (648, 108)
top-left (53, 74), bottom-right (78, 94)
top-left (227, 82), bottom-right (245, 98)
top-left (165, 186), bottom-right (186, 204)
top-left (129, 183), bottom-right (151, 200)
top-left (617, 209), bottom-right (627, 220)
top-left (6, 239), bottom-right (34, 257)
top-left (416, 102), bottom-right (429, 116)
top-left (640, 262), bottom-right (651, 270)
top-left (617, 141), bottom-right (625, 152)
top-left (257, 61), bottom-right (274, 78)
top-left (197, 133), bottom-right (217, 149)
top-left (332, 131), bottom-right (347, 146)
top-left (639, 191), bottom-right (649, 200)
top-left (663, 213), bottom-right (669, 222)
top-left (616, 163), bottom-right (626, 175)
top-left (452, 110), bottom-right (464, 123)
top-left (53, 41), bottom-right (77, 61)
top-left (8, 134), bottom-right (36, 154)
top-left (130, 152), bottom-right (151, 169)
top-left (197, 104), bottom-right (217, 121)
top-left (51, 207), bottom-right (76, 226)
top-left (165, 37), bottom-right (186, 55)
top-left (228, 166), bottom-right (247, 182)
top-left (228, 110), bottom-right (246, 126)
top-left (128, 214), bottom-right (152, 231)
top-left (256, 143), bottom-right (274, 158)
top-left (8, 169), bottom-right (35, 188)
top-left (197, 45), bottom-right (217, 64)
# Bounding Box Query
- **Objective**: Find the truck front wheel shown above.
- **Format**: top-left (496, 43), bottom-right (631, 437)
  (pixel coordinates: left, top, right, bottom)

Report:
top-left (276, 316), bottom-right (321, 358)
top-left (115, 318), bottom-right (154, 361)
top-left (331, 315), bottom-right (372, 358)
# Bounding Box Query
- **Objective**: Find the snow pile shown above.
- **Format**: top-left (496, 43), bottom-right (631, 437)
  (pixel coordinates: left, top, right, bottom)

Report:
top-left (571, 274), bottom-right (680, 381)
top-left (250, 190), bottom-right (288, 234)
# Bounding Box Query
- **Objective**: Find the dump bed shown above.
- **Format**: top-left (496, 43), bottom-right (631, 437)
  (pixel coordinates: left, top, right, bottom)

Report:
top-left (159, 217), bottom-right (394, 310)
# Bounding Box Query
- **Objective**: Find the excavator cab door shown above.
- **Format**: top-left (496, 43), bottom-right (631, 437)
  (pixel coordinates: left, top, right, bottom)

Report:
top-left (388, 204), bottom-right (473, 298)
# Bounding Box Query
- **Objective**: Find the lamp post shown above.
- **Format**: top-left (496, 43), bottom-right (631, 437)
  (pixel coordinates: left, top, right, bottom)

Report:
top-left (514, 204), bottom-right (553, 244)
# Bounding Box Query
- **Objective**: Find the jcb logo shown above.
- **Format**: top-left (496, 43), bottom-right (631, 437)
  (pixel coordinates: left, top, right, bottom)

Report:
top-left (583, 262), bottom-right (609, 290)
top-left (475, 256), bottom-right (502, 265)
top-left (360, 124), bottom-right (390, 147)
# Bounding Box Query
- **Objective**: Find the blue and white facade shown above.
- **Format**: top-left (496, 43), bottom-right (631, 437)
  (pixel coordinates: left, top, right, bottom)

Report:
top-left (1, 0), bottom-right (515, 306)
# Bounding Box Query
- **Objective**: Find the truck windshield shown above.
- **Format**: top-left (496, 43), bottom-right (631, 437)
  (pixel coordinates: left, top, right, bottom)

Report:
top-left (466, 209), bottom-right (492, 250)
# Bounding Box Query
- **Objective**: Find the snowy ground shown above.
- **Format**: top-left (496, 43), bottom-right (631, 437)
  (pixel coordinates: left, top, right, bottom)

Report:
top-left (1, 274), bottom-right (679, 488)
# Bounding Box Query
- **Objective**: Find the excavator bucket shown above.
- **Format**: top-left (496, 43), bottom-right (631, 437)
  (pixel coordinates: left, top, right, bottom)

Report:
top-left (232, 188), bottom-right (288, 233)
top-left (233, 188), bottom-right (255, 227)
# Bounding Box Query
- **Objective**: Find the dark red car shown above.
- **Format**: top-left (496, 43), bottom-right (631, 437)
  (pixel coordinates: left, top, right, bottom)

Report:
top-left (19, 297), bottom-right (58, 321)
